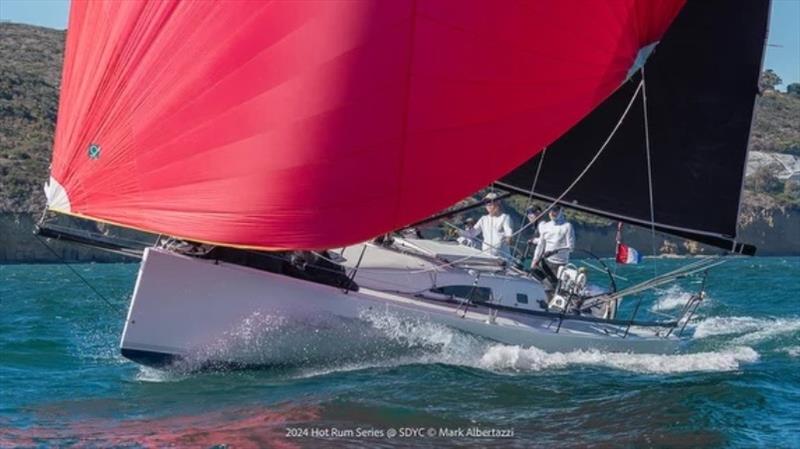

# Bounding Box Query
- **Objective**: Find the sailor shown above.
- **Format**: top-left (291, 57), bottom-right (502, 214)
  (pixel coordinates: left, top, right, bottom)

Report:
top-left (460, 192), bottom-right (514, 258)
top-left (525, 206), bottom-right (544, 238)
top-left (531, 206), bottom-right (575, 288)
top-left (522, 206), bottom-right (544, 267)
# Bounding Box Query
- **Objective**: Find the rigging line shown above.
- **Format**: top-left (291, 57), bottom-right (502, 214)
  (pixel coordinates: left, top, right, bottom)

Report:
top-left (511, 146), bottom-right (548, 259)
top-left (578, 260), bottom-right (628, 281)
top-left (604, 259), bottom-right (725, 302)
top-left (39, 221), bottom-right (157, 249)
top-left (363, 80), bottom-right (647, 276)
top-left (641, 67), bottom-right (658, 279)
top-left (611, 258), bottom-right (717, 295)
top-left (625, 67), bottom-right (657, 336)
top-left (509, 79), bottom-right (645, 240)
top-left (438, 221), bottom-right (517, 266)
top-left (322, 80), bottom-right (646, 277)
top-left (344, 244), bottom-right (367, 294)
top-left (405, 192), bottom-right (513, 230)
top-left (33, 234), bottom-right (122, 313)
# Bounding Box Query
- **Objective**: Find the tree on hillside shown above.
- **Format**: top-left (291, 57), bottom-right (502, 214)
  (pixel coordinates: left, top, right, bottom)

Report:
top-left (759, 69), bottom-right (782, 92)
top-left (788, 83), bottom-right (800, 98)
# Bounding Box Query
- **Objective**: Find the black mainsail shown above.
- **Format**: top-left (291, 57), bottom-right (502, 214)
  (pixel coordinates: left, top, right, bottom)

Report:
top-left (498, 0), bottom-right (770, 255)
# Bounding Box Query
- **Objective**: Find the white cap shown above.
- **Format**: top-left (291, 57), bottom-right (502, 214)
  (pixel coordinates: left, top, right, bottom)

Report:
top-left (483, 192), bottom-right (499, 201)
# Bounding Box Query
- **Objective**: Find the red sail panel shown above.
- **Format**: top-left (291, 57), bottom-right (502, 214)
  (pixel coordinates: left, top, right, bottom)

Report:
top-left (50, 0), bottom-right (685, 250)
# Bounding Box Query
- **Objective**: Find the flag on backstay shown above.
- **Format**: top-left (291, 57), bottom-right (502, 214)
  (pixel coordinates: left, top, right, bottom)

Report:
top-left (616, 243), bottom-right (642, 265)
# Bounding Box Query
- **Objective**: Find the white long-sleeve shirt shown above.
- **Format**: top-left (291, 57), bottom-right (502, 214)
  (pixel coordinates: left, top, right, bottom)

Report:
top-left (533, 219), bottom-right (575, 265)
top-left (464, 213), bottom-right (513, 257)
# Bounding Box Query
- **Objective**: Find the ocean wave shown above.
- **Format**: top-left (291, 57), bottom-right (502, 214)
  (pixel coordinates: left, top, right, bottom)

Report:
top-left (477, 344), bottom-right (758, 374)
top-left (135, 366), bottom-right (188, 383)
top-left (143, 309), bottom-right (771, 378)
top-left (779, 346), bottom-right (800, 357)
top-left (651, 286), bottom-right (700, 312)
top-left (358, 309), bottom-right (759, 375)
top-left (692, 316), bottom-right (800, 344)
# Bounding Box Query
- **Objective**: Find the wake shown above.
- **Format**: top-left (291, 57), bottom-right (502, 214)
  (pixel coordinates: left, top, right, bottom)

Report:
top-left (355, 309), bottom-right (761, 375)
top-left (134, 308), bottom-right (800, 380)
top-left (691, 315), bottom-right (800, 344)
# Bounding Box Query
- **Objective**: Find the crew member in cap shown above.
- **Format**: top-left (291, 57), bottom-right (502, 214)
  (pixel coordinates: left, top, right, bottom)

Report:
top-left (531, 206), bottom-right (575, 288)
top-left (460, 192), bottom-right (514, 259)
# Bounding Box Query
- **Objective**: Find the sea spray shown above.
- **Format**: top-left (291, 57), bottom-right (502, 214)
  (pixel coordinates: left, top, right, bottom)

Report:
top-left (780, 346), bottom-right (800, 357)
top-left (128, 307), bottom-right (774, 377)
top-left (477, 345), bottom-right (758, 374)
top-left (360, 309), bottom-right (760, 375)
top-left (692, 316), bottom-right (800, 344)
top-left (650, 285), bottom-right (706, 312)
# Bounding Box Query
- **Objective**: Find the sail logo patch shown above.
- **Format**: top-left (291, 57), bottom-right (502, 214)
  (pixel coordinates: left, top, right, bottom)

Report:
top-left (88, 144), bottom-right (101, 160)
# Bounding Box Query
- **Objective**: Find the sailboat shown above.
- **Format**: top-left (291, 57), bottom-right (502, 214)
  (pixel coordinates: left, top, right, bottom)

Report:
top-left (37, 0), bottom-right (769, 368)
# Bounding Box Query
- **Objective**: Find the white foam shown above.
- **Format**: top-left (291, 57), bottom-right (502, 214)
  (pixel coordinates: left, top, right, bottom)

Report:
top-left (693, 316), bottom-right (769, 337)
top-left (693, 316), bottom-right (800, 344)
top-left (651, 286), bottom-right (697, 312)
top-left (358, 308), bottom-right (487, 364)
top-left (144, 308), bottom-right (774, 377)
top-left (477, 345), bottom-right (758, 374)
top-left (135, 366), bottom-right (187, 383)
top-left (779, 346), bottom-right (800, 357)
top-left (357, 309), bottom-right (760, 375)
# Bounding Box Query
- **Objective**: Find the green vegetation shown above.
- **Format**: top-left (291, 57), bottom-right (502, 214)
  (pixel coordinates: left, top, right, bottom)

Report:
top-left (759, 69), bottom-right (782, 92)
top-left (0, 23), bottom-right (63, 212)
top-left (750, 90), bottom-right (800, 156)
top-left (788, 83), bottom-right (800, 98)
top-left (745, 164), bottom-right (800, 208)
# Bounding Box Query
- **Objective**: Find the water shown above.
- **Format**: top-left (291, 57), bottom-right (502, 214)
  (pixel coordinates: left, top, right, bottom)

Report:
top-left (1, 257), bottom-right (798, 448)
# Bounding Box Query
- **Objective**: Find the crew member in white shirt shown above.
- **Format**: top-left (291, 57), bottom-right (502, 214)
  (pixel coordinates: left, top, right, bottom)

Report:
top-left (531, 206), bottom-right (575, 287)
top-left (460, 193), bottom-right (514, 259)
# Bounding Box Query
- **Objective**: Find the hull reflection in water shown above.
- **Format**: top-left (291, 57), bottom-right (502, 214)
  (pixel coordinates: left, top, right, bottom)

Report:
top-left (0, 404), bottom-right (319, 449)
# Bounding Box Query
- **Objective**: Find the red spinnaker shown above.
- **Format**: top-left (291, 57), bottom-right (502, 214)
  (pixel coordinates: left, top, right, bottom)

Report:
top-left (50, 0), bottom-right (685, 249)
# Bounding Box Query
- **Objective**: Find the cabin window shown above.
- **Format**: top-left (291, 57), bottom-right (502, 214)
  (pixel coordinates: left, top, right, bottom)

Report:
top-left (516, 293), bottom-right (528, 304)
top-left (431, 285), bottom-right (492, 302)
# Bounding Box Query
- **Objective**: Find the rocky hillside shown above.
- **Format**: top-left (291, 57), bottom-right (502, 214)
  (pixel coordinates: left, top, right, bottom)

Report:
top-left (0, 23), bottom-right (63, 213)
top-left (0, 22), bottom-right (798, 261)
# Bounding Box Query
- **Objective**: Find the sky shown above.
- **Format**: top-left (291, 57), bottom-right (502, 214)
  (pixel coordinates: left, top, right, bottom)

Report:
top-left (1, 0), bottom-right (799, 89)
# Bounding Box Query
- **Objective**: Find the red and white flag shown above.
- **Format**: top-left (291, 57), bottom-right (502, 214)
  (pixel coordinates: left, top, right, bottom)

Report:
top-left (616, 243), bottom-right (642, 264)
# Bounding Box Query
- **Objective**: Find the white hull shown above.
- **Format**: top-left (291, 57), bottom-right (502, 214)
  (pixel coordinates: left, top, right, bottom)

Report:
top-left (120, 248), bottom-right (680, 368)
